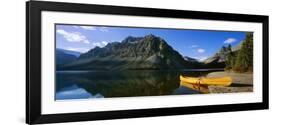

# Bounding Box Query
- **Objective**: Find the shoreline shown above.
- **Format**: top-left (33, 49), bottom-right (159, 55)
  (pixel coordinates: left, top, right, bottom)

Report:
top-left (206, 71), bottom-right (253, 93)
top-left (206, 71), bottom-right (253, 85)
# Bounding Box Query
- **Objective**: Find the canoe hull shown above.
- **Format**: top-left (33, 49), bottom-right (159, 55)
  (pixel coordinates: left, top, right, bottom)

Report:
top-left (180, 75), bottom-right (232, 86)
top-left (180, 81), bottom-right (210, 94)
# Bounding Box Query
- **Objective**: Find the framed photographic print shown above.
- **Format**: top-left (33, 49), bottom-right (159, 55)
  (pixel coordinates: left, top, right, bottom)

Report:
top-left (26, 1), bottom-right (269, 124)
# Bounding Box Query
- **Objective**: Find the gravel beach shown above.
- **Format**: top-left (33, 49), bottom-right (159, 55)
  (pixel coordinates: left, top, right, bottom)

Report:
top-left (206, 71), bottom-right (253, 93)
top-left (207, 71), bottom-right (253, 85)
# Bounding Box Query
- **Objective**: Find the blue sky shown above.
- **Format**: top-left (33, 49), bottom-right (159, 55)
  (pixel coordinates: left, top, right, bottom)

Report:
top-left (56, 24), bottom-right (246, 61)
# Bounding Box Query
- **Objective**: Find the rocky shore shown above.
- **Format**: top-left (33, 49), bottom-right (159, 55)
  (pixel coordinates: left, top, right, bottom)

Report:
top-left (206, 71), bottom-right (253, 93)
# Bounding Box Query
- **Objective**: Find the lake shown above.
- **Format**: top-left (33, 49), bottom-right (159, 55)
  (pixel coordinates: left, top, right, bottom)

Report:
top-left (55, 69), bottom-right (222, 100)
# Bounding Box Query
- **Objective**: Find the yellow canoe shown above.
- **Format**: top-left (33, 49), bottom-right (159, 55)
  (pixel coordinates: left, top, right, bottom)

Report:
top-left (180, 75), bottom-right (232, 86)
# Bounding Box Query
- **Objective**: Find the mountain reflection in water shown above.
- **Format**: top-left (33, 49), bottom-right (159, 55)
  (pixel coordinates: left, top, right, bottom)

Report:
top-left (55, 70), bottom-right (217, 100)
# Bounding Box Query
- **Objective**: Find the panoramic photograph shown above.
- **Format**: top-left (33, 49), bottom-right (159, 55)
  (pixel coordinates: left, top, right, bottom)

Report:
top-left (55, 24), bottom-right (254, 100)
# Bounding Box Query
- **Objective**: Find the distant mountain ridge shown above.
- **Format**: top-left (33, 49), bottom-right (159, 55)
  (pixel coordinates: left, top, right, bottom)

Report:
top-left (58, 34), bottom-right (198, 70)
top-left (231, 40), bottom-right (243, 52)
top-left (183, 56), bottom-right (198, 63)
top-left (203, 41), bottom-right (244, 68)
top-left (56, 34), bottom-right (245, 70)
top-left (56, 49), bottom-right (78, 66)
top-left (57, 48), bottom-right (81, 57)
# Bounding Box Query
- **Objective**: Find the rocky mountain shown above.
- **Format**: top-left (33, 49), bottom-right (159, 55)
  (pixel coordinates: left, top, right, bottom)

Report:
top-left (56, 49), bottom-right (78, 66)
top-left (183, 56), bottom-right (198, 63)
top-left (231, 40), bottom-right (243, 52)
top-left (58, 34), bottom-right (196, 70)
top-left (203, 42), bottom-right (243, 68)
top-left (204, 47), bottom-right (229, 64)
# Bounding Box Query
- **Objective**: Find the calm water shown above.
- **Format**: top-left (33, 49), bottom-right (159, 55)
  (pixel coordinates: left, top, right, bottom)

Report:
top-left (55, 69), bottom-right (222, 100)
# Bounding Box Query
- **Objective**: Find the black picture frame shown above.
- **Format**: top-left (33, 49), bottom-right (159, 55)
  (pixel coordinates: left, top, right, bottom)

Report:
top-left (26, 1), bottom-right (269, 124)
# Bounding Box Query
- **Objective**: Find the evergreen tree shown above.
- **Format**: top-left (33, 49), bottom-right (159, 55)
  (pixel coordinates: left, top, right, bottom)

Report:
top-left (225, 44), bottom-right (236, 70)
top-left (233, 33), bottom-right (253, 72)
top-left (220, 46), bottom-right (227, 53)
top-left (227, 44), bottom-right (232, 52)
top-left (246, 33), bottom-right (253, 67)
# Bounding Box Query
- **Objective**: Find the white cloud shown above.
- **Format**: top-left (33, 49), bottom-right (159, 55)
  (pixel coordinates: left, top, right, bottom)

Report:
top-left (72, 26), bottom-right (96, 30)
top-left (224, 38), bottom-right (237, 44)
top-left (102, 41), bottom-right (108, 45)
top-left (99, 27), bottom-right (108, 32)
top-left (80, 26), bottom-right (96, 30)
top-left (189, 45), bottom-right (198, 48)
top-left (57, 29), bottom-right (90, 44)
top-left (65, 47), bottom-right (90, 53)
top-left (197, 48), bottom-right (205, 53)
top-left (73, 26), bottom-right (108, 32)
top-left (92, 41), bottom-right (108, 47)
top-left (72, 26), bottom-right (79, 29)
